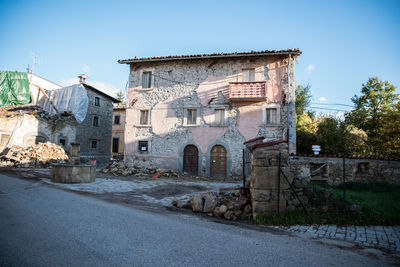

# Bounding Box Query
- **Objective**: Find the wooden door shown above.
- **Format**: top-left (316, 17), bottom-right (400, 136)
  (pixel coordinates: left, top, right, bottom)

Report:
top-left (210, 145), bottom-right (227, 177)
top-left (183, 145), bottom-right (198, 175)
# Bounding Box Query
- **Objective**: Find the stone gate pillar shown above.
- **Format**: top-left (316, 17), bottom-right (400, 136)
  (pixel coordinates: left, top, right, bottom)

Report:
top-left (250, 140), bottom-right (293, 218)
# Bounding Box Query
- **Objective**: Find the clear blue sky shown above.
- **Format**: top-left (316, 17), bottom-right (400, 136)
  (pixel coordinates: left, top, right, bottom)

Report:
top-left (1, 0), bottom-right (399, 113)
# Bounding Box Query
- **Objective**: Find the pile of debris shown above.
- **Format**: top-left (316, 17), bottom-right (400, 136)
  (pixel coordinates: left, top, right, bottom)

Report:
top-left (172, 187), bottom-right (252, 221)
top-left (0, 142), bottom-right (69, 168)
top-left (102, 160), bottom-right (179, 178)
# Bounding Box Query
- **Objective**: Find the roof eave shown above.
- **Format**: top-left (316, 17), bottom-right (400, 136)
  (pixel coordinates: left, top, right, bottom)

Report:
top-left (118, 51), bottom-right (302, 65)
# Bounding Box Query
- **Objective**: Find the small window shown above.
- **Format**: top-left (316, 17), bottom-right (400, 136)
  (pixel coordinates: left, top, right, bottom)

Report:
top-left (112, 137), bottom-right (119, 153)
top-left (142, 72), bottom-right (152, 88)
top-left (187, 109), bottom-right (197, 125)
top-left (114, 115), bottom-right (121, 125)
top-left (242, 68), bottom-right (255, 82)
top-left (138, 141), bottom-right (148, 152)
top-left (91, 140), bottom-right (98, 149)
top-left (215, 109), bottom-right (225, 124)
top-left (265, 108), bottom-right (277, 125)
top-left (93, 116), bottom-right (99, 127)
top-left (94, 97), bottom-right (100, 106)
top-left (140, 110), bottom-right (149, 125)
top-left (59, 139), bottom-right (66, 147)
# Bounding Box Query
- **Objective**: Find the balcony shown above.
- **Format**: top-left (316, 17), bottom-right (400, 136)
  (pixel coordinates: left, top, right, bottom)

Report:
top-left (228, 81), bottom-right (266, 101)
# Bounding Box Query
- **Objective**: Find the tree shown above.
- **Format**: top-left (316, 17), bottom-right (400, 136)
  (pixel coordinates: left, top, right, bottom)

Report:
top-left (342, 124), bottom-right (369, 156)
top-left (315, 116), bottom-right (344, 154)
top-left (115, 91), bottom-right (126, 107)
top-left (345, 77), bottom-right (399, 157)
top-left (295, 84), bottom-right (312, 117)
top-left (295, 84), bottom-right (317, 153)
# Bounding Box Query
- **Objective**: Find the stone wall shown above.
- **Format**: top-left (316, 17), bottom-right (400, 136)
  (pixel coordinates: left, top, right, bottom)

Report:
top-left (124, 55), bottom-right (296, 178)
top-left (250, 142), bottom-right (400, 217)
top-left (289, 156), bottom-right (400, 185)
top-left (249, 141), bottom-right (296, 217)
top-left (76, 87), bottom-right (114, 166)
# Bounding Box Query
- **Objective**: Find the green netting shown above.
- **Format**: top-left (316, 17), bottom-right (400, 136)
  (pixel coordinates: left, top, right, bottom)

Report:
top-left (0, 71), bottom-right (31, 107)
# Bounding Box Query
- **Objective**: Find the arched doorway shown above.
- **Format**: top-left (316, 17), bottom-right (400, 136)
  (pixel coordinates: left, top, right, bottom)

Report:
top-left (183, 145), bottom-right (199, 175)
top-left (210, 145), bottom-right (227, 177)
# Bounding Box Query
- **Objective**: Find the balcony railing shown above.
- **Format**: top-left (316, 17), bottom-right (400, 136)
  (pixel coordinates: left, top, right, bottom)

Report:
top-left (228, 81), bottom-right (266, 101)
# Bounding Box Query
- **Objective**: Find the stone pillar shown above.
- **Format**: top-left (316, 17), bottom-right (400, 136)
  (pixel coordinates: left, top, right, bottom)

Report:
top-left (250, 140), bottom-right (293, 218)
top-left (69, 143), bottom-right (80, 165)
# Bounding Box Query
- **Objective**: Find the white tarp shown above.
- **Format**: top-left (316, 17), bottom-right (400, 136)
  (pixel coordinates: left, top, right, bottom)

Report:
top-left (43, 84), bottom-right (89, 123)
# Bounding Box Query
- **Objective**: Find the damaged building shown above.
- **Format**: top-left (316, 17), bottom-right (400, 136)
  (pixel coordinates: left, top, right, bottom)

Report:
top-left (0, 71), bottom-right (119, 166)
top-left (118, 49), bottom-right (301, 178)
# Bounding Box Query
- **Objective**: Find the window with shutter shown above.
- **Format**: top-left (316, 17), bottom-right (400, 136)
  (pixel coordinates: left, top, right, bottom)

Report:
top-left (265, 108), bottom-right (277, 124)
top-left (242, 68), bottom-right (255, 82)
top-left (142, 72), bottom-right (152, 88)
top-left (187, 109), bottom-right (197, 125)
top-left (140, 110), bottom-right (149, 125)
top-left (215, 109), bottom-right (225, 124)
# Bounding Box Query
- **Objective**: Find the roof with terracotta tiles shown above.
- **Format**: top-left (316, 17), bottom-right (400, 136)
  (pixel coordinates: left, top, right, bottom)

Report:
top-left (118, 49), bottom-right (302, 64)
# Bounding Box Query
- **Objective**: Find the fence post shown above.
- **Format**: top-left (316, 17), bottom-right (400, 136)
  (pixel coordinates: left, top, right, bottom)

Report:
top-left (343, 154), bottom-right (346, 216)
top-left (277, 152), bottom-right (281, 215)
top-left (242, 149), bottom-right (246, 189)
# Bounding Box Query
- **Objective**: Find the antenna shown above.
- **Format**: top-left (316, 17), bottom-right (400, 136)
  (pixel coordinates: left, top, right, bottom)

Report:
top-left (30, 52), bottom-right (39, 74)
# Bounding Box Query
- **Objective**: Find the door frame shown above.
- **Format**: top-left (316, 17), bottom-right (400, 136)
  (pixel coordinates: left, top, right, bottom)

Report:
top-left (206, 140), bottom-right (231, 177)
top-left (179, 142), bottom-right (202, 176)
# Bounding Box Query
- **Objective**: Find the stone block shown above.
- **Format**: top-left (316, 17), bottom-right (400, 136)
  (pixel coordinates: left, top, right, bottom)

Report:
top-left (252, 199), bottom-right (286, 217)
top-left (51, 164), bottom-right (95, 183)
top-left (190, 194), bottom-right (203, 212)
top-left (250, 166), bottom-right (279, 189)
top-left (250, 189), bottom-right (271, 202)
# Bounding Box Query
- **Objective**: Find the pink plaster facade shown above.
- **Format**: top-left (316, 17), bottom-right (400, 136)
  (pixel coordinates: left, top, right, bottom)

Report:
top-left (119, 50), bottom-right (300, 178)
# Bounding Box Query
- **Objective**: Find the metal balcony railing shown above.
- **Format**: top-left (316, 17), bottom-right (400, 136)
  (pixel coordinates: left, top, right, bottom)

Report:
top-left (228, 81), bottom-right (266, 101)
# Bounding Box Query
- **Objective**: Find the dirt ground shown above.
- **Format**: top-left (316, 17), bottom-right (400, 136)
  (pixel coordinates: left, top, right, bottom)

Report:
top-left (0, 167), bottom-right (241, 210)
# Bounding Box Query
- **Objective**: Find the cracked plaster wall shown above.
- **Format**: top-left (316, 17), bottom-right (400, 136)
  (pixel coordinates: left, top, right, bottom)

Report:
top-left (124, 56), bottom-right (295, 178)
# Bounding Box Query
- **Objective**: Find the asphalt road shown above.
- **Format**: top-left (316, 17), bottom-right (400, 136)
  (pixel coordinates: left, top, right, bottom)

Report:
top-left (0, 173), bottom-right (397, 266)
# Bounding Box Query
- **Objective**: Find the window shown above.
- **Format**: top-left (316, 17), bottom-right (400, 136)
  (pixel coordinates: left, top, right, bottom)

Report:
top-left (138, 141), bottom-right (148, 152)
top-left (114, 115), bottom-right (120, 125)
top-left (187, 109), bottom-right (197, 125)
top-left (139, 110), bottom-right (149, 125)
top-left (59, 138), bottom-right (66, 147)
top-left (94, 97), bottom-right (100, 106)
top-left (142, 71), bottom-right (152, 88)
top-left (242, 68), bottom-right (255, 82)
top-left (265, 108), bottom-right (278, 125)
top-left (91, 140), bottom-right (98, 149)
top-left (93, 116), bottom-right (100, 127)
top-left (215, 109), bottom-right (225, 124)
top-left (112, 137), bottom-right (119, 153)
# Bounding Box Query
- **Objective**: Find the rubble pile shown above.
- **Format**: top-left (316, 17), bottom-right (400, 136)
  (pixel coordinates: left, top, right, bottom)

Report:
top-left (172, 187), bottom-right (253, 221)
top-left (0, 142), bottom-right (69, 167)
top-left (102, 160), bottom-right (179, 178)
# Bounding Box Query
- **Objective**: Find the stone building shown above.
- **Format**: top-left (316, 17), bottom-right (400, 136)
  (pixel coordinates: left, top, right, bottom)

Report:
top-left (75, 82), bottom-right (119, 165)
top-left (0, 72), bottom-right (119, 166)
top-left (111, 107), bottom-right (126, 159)
top-left (118, 49), bottom-right (301, 178)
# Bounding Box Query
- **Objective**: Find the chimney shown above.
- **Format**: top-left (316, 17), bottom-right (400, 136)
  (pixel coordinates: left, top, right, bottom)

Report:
top-left (78, 74), bottom-right (88, 83)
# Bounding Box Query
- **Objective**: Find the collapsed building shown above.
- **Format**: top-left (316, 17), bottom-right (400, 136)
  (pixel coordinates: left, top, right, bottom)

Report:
top-left (0, 71), bottom-right (119, 166)
top-left (118, 49), bottom-right (302, 178)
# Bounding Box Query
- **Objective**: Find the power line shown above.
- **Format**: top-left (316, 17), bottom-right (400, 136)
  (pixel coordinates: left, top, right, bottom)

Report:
top-left (311, 102), bottom-right (353, 107)
top-left (310, 106), bottom-right (349, 112)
